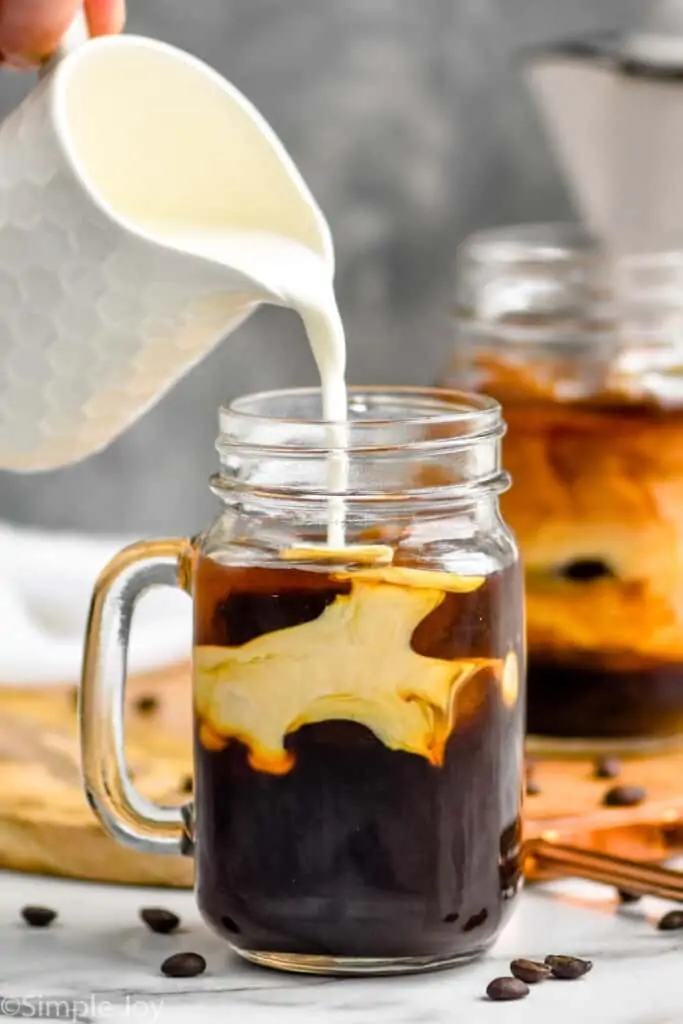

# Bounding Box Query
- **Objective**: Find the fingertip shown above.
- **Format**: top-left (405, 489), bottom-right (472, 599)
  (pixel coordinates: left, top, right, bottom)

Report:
top-left (0, 0), bottom-right (77, 64)
top-left (85, 0), bottom-right (126, 37)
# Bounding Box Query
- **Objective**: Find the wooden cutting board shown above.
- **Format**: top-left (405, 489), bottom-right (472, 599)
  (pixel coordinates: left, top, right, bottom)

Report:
top-left (1, 668), bottom-right (681, 887)
top-left (523, 747), bottom-right (683, 831)
top-left (0, 665), bottom-right (194, 887)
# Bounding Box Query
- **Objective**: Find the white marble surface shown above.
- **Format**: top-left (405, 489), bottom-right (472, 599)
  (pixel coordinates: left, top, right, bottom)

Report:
top-left (0, 870), bottom-right (681, 1024)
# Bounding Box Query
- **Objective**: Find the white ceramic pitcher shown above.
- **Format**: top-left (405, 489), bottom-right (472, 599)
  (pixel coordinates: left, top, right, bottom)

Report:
top-left (0, 14), bottom-right (333, 472)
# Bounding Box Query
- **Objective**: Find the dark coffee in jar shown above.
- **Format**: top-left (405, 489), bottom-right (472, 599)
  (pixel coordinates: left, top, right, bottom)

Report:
top-left (500, 391), bottom-right (683, 741)
top-left (193, 555), bottom-right (524, 960)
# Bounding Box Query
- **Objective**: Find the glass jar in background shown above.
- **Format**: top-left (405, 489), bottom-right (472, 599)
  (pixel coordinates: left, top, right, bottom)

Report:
top-left (81, 386), bottom-right (524, 976)
top-left (443, 223), bottom-right (683, 751)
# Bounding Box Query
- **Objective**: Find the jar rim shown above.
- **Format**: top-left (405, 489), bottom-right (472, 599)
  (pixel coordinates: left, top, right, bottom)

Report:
top-left (459, 222), bottom-right (597, 266)
top-left (218, 386), bottom-right (502, 455)
top-left (454, 221), bottom-right (683, 372)
top-left (214, 387), bottom-right (507, 505)
top-left (458, 221), bottom-right (683, 272)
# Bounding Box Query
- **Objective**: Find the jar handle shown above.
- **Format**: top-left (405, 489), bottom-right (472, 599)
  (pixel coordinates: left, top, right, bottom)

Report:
top-left (80, 539), bottom-right (194, 856)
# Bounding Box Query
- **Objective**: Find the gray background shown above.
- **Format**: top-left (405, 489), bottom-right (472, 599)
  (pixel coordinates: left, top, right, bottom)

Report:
top-left (0, 0), bottom-right (638, 537)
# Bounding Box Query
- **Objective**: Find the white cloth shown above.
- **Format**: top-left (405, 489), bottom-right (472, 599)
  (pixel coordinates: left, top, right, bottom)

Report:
top-left (0, 522), bottom-right (192, 685)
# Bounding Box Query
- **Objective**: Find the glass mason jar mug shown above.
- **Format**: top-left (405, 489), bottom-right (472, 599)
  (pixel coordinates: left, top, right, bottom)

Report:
top-left (81, 386), bottom-right (524, 976)
top-left (444, 224), bottom-right (683, 750)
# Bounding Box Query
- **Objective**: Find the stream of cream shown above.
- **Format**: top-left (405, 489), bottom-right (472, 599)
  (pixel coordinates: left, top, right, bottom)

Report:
top-left (139, 226), bottom-right (349, 546)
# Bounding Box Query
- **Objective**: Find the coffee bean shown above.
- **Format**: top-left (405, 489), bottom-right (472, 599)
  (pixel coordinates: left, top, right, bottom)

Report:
top-left (135, 695), bottom-right (158, 714)
top-left (180, 775), bottom-right (193, 794)
top-left (657, 910), bottom-right (683, 931)
top-left (603, 784), bottom-right (646, 808)
top-left (594, 755), bottom-right (620, 780)
top-left (545, 955), bottom-right (593, 979)
top-left (140, 907), bottom-right (180, 935)
top-left (160, 952), bottom-right (206, 978)
top-left (486, 977), bottom-right (529, 1001)
top-left (21, 905), bottom-right (57, 928)
top-left (510, 958), bottom-right (551, 983)
top-left (526, 778), bottom-right (541, 796)
top-left (617, 889), bottom-right (641, 904)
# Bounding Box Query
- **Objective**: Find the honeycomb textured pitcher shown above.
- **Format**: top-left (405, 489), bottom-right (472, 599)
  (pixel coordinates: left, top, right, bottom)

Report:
top-left (0, 15), bottom-right (333, 472)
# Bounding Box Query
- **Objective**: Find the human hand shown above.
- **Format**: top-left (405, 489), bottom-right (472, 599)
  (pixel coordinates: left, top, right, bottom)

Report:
top-left (0, 0), bottom-right (125, 68)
